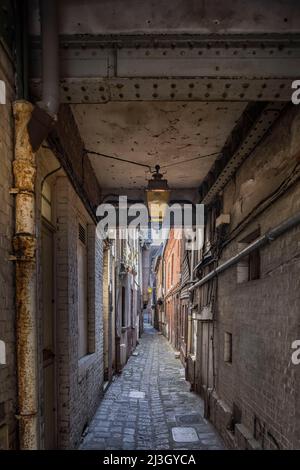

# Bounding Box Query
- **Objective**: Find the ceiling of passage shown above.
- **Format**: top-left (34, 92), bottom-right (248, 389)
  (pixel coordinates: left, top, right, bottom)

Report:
top-left (72, 101), bottom-right (247, 190)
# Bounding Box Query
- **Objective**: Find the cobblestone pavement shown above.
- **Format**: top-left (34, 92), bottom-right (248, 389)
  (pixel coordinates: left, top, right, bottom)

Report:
top-left (80, 325), bottom-right (224, 450)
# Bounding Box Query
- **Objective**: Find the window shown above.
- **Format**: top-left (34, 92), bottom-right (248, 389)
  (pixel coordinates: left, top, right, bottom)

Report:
top-left (248, 248), bottom-right (260, 280)
top-left (121, 286), bottom-right (126, 328)
top-left (41, 180), bottom-right (52, 222)
top-left (224, 332), bottom-right (232, 363)
top-left (77, 221), bottom-right (88, 358)
top-left (237, 229), bottom-right (261, 283)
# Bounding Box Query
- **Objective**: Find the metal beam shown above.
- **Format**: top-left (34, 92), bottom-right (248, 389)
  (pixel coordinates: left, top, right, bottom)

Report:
top-left (30, 34), bottom-right (300, 79)
top-left (29, 34), bottom-right (300, 102)
top-left (30, 76), bottom-right (295, 104)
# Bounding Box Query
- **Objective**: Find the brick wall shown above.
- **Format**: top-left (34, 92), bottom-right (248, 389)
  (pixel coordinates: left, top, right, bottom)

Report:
top-left (0, 43), bottom-right (17, 449)
top-left (164, 229), bottom-right (181, 295)
top-left (55, 176), bottom-right (104, 449)
top-left (103, 243), bottom-right (116, 380)
top-left (164, 229), bottom-right (182, 348)
top-left (102, 246), bottom-right (109, 377)
top-left (208, 106), bottom-right (300, 449)
top-left (49, 104), bottom-right (101, 219)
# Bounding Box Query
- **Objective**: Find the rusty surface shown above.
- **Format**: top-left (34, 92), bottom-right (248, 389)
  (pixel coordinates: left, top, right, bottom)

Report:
top-left (18, 414), bottom-right (38, 450)
top-left (13, 101), bottom-right (35, 163)
top-left (13, 100), bottom-right (38, 450)
top-left (13, 235), bottom-right (36, 260)
top-left (13, 160), bottom-right (36, 192)
top-left (15, 193), bottom-right (36, 235)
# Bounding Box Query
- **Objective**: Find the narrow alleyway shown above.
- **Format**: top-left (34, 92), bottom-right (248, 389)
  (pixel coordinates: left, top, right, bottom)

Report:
top-left (80, 325), bottom-right (224, 450)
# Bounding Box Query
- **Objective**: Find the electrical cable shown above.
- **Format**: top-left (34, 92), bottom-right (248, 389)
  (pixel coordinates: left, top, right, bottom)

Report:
top-left (161, 151), bottom-right (221, 169)
top-left (44, 144), bottom-right (220, 175)
top-left (85, 149), bottom-right (152, 171)
top-left (84, 148), bottom-right (221, 173)
top-left (41, 165), bottom-right (62, 191)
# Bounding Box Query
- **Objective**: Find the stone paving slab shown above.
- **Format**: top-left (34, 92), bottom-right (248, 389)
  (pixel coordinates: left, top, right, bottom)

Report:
top-left (80, 325), bottom-right (224, 450)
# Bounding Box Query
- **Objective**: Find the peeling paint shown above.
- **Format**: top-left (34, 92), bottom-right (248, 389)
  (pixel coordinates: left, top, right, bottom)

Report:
top-left (13, 100), bottom-right (38, 450)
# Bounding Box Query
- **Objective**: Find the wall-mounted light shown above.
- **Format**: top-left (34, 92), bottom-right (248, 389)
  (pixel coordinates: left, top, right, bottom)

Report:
top-left (146, 165), bottom-right (170, 222)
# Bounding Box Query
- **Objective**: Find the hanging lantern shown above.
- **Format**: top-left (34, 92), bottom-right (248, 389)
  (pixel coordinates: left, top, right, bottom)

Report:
top-left (146, 165), bottom-right (170, 222)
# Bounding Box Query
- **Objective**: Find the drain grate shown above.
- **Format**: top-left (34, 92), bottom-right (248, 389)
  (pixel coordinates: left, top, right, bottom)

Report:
top-left (176, 414), bottom-right (202, 425)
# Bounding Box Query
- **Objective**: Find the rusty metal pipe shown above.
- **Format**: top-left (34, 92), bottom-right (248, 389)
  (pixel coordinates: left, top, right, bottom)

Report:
top-left (13, 101), bottom-right (39, 449)
top-left (40, 0), bottom-right (59, 115)
top-left (189, 211), bottom-right (300, 293)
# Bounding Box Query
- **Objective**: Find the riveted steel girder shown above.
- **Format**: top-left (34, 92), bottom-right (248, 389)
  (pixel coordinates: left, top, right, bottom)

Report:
top-left (30, 77), bottom-right (295, 103)
top-left (29, 34), bottom-right (300, 102)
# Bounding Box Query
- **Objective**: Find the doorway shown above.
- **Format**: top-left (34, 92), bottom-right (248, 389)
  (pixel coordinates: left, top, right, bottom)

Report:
top-left (41, 220), bottom-right (57, 449)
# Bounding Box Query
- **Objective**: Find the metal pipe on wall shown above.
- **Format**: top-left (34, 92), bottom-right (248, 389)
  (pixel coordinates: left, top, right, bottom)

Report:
top-left (189, 212), bottom-right (300, 292)
top-left (40, 0), bottom-right (59, 115)
top-left (27, 0), bottom-right (60, 152)
top-left (13, 101), bottom-right (38, 449)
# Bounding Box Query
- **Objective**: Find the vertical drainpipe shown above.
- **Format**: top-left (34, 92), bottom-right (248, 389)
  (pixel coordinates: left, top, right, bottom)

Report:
top-left (12, 0), bottom-right (59, 449)
top-left (13, 100), bottom-right (38, 449)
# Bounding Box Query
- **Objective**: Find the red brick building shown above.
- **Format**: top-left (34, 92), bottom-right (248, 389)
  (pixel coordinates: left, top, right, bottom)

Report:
top-left (163, 230), bottom-right (182, 349)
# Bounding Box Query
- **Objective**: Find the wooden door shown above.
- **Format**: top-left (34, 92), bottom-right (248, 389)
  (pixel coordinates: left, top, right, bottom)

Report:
top-left (77, 222), bottom-right (88, 358)
top-left (42, 221), bottom-right (56, 449)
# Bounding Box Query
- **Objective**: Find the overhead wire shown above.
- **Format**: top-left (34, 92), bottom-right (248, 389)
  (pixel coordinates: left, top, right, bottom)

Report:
top-left (84, 148), bottom-right (221, 173)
